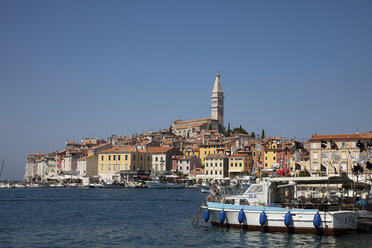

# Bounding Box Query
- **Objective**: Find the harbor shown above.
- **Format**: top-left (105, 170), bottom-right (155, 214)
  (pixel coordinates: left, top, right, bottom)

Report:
top-left (1, 187), bottom-right (372, 248)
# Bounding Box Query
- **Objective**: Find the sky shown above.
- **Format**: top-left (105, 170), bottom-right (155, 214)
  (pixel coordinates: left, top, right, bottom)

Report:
top-left (0, 0), bottom-right (371, 180)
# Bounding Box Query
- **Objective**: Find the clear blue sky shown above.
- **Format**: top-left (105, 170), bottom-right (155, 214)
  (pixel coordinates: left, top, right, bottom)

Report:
top-left (1, 0), bottom-right (371, 180)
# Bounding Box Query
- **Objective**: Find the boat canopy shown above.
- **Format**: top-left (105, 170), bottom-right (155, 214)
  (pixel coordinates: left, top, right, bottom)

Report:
top-left (268, 176), bottom-right (353, 185)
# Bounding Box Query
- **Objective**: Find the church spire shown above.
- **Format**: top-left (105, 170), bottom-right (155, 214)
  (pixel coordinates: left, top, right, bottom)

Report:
top-left (213, 70), bottom-right (223, 93)
top-left (211, 71), bottom-right (224, 132)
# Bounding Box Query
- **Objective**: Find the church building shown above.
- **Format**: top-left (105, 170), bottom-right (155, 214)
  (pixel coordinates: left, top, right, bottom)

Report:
top-left (172, 72), bottom-right (225, 137)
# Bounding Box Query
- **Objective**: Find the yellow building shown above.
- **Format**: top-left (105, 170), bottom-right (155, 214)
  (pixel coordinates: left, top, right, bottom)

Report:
top-left (199, 143), bottom-right (226, 166)
top-left (228, 154), bottom-right (252, 176)
top-left (186, 147), bottom-right (200, 158)
top-left (263, 139), bottom-right (279, 169)
top-left (97, 146), bottom-right (152, 182)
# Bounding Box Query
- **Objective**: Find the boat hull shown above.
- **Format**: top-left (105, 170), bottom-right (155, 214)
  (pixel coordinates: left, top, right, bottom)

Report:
top-left (204, 202), bottom-right (357, 235)
top-left (145, 181), bottom-right (185, 189)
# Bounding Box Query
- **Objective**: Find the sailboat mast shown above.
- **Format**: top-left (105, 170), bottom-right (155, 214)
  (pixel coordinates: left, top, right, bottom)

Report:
top-left (0, 158), bottom-right (5, 181)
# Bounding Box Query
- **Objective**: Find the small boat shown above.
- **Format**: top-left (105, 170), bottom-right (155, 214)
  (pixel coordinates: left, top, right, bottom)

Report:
top-left (198, 181), bottom-right (210, 193)
top-left (201, 176), bottom-right (358, 235)
top-left (102, 182), bottom-right (125, 189)
top-left (145, 180), bottom-right (185, 189)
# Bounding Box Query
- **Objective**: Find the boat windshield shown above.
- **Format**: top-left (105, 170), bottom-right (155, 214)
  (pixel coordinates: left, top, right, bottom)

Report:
top-left (245, 185), bottom-right (263, 194)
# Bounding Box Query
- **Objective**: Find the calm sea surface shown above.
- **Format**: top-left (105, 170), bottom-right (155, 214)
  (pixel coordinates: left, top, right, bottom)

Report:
top-left (0, 188), bottom-right (371, 248)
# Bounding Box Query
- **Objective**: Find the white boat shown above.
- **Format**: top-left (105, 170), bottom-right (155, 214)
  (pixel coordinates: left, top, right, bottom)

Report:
top-left (198, 181), bottom-right (211, 193)
top-left (202, 176), bottom-right (358, 235)
top-left (145, 180), bottom-right (185, 189)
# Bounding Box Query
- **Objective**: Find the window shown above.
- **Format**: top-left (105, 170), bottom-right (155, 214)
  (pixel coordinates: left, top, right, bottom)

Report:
top-left (273, 151), bottom-right (276, 154)
top-left (341, 142), bottom-right (346, 148)
top-left (230, 163), bottom-right (233, 167)
top-left (313, 152), bottom-right (318, 160)
top-left (265, 157), bottom-right (267, 160)
top-left (113, 165), bottom-right (116, 171)
top-left (215, 163), bottom-right (217, 167)
top-left (205, 151), bottom-right (206, 155)
top-left (118, 165), bottom-right (121, 171)
top-left (100, 164), bottom-right (104, 171)
top-left (253, 152), bottom-right (256, 157)
top-left (206, 171), bottom-right (208, 175)
top-left (341, 162), bottom-right (347, 171)
top-left (220, 171), bottom-right (222, 175)
top-left (156, 157), bottom-right (158, 162)
top-left (133, 155), bottom-right (136, 161)
top-left (248, 185), bottom-right (263, 193)
top-left (118, 155), bottom-right (121, 161)
top-left (313, 163), bottom-right (318, 170)
top-left (342, 152), bottom-right (346, 159)
top-left (273, 157), bottom-right (276, 160)
top-left (265, 163), bottom-right (268, 167)
top-left (265, 151), bottom-right (267, 154)
top-left (235, 163), bottom-right (237, 167)
top-left (108, 155), bottom-right (111, 161)
top-left (147, 157), bottom-right (150, 161)
top-left (101, 156), bottom-right (104, 161)
top-left (108, 164), bottom-right (111, 171)
top-left (180, 166), bottom-right (182, 171)
top-left (186, 166), bottom-right (189, 170)
top-left (239, 163), bottom-right (242, 167)
top-left (206, 163), bottom-right (208, 167)
top-left (113, 155), bottom-right (116, 161)
top-left (125, 155), bottom-right (128, 160)
top-left (215, 171), bottom-right (217, 175)
top-left (312, 143), bottom-right (318, 149)
top-left (273, 145), bottom-right (276, 149)
top-left (352, 142), bottom-right (356, 148)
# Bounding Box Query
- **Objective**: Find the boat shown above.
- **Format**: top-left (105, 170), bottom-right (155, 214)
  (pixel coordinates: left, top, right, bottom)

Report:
top-left (145, 180), bottom-right (185, 189)
top-left (102, 182), bottom-right (125, 189)
top-left (198, 181), bottom-right (211, 193)
top-left (201, 176), bottom-right (358, 235)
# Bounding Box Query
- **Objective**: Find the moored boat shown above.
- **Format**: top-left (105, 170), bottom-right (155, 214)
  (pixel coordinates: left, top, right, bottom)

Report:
top-left (201, 176), bottom-right (358, 235)
top-left (145, 180), bottom-right (185, 189)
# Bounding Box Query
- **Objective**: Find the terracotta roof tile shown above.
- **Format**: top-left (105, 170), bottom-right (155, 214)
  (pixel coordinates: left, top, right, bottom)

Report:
top-left (310, 132), bottom-right (372, 141)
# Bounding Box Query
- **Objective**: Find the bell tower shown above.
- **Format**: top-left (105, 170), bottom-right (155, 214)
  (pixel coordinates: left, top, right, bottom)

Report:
top-left (211, 71), bottom-right (224, 131)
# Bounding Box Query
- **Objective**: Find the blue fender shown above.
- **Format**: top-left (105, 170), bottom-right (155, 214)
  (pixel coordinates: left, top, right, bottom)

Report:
top-left (238, 209), bottom-right (245, 224)
top-left (284, 212), bottom-right (292, 227)
top-left (219, 210), bottom-right (226, 223)
top-left (259, 211), bottom-right (266, 225)
top-left (313, 212), bottom-right (321, 228)
top-left (203, 209), bottom-right (210, 223)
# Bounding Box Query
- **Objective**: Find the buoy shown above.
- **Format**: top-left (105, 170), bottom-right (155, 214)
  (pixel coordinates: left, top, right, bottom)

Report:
top-left (219, 210), bottom-right (226, 223)
top-left (313, 212), bottom-right (321, 228)
top-left (284, 212), bottom-right (292, 227)
top-left (238, 209), bottom-right (245, 224)
top-left (203, 209), bottom-right (210, 223)
top-left (259, 211), bottom-right (266, 225)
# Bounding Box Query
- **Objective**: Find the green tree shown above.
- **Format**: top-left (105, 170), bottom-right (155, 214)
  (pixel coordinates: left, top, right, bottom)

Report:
top-left (261, 129), bottom-right (265, 139)
top-left (226, 122), bottom-right (232, 137)
top-left (232, 125), bottom-right (248, 135)
top-left (169, 125), bottom-right (172, 133)
top-left (251, 132), bottom-right (256, 139)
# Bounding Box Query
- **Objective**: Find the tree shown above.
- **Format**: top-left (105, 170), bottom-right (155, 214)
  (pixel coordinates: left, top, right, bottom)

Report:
top-left (251, 132), bottom-right (256, 139)
top-left (169, 125), bottom-right (172, 133)
top-left (232, 125), bottom-right (248, 135)
top-left (226, 122), bottom-right (232, 137)
top-left (261, 129), bottom-right (265, 139)
top-left (208, 124), bottom-right (212, 130)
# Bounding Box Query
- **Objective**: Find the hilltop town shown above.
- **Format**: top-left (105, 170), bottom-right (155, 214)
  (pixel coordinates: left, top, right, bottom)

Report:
top-left (23, 73), bottom-right (372, 185)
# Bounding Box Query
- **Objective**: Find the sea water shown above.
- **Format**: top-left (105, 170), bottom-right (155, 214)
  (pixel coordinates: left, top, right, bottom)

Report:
top-left (0, 188), bottom-right (371, 248)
